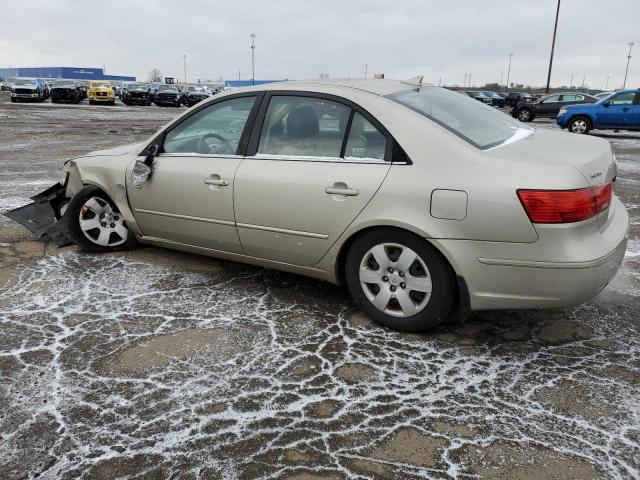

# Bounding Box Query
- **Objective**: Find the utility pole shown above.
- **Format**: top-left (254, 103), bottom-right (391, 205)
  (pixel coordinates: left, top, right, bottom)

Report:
top-left (605, 75), bottom-right (610, 90)
top-left (545, 0), bottom-right (561, 94)
top-left (623, 42), bottom-right (634, 89)
top-left (250, 34), bottom-right (256, 85)
top-left (582, 74), bottom-right (586, 90)
top-left (464, 73), bottom-right (467, 88)
top-left (468, 73), bottom-right (472, 87)
top-left (569, 72), bottom-right (574, 88)
top-left (182, 54), bottom-right (187, 83)
top-left (364, 64), bottom-right (368, 79)
top-left (506, 53), bottom-right (513, 92)
top-left (500, 71), bottom-right (504, 86)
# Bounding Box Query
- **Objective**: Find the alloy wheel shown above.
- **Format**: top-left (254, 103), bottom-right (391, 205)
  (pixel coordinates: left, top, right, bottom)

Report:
top-left (571, 119), bottom-right (587, 134)
top-left (518, 109), bottom-right (531, 121)
top-left (359, 243), bottom-right (432, 318)
top-left (78, 196), bottom-right (127, 247)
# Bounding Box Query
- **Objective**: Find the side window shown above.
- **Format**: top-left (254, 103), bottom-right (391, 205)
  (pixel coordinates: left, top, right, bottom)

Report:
top-left (542, 95), bottom-right (561, 103)
top-left (609, 92), bottom-right (635, 105)
top-left (344, 112), bottom-right (387, 161)
top-left (257, 96), bottom-right (350, 158)
top-left (561, 95), bottom-right (579, 102)
top-left (164, 96), bottom-right (256, 155)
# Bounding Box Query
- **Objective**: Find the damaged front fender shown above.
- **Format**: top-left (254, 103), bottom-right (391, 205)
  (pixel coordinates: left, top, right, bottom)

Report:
top-left (3, 182), bottom-right (73, 246)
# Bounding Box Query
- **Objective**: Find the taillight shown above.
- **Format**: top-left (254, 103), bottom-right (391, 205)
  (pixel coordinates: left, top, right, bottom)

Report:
top-left (517, 184), bottom-right (611, 224)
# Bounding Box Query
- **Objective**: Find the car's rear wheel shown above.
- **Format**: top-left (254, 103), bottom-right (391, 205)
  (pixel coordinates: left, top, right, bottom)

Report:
top-left (517, 108), bottom-right (533, 122)
top-left (67, 186), bottom-right (130, 252)
top-left (568, 116), bottom-right (591, 134)
top-left (345, 229), bottom-right (455, 332)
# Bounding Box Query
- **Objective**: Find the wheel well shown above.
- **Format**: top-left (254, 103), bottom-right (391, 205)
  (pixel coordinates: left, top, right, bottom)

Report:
top-left (334, 225), bottom-right (458, 284)
top-left (569, 114), bottom-right (592, 126)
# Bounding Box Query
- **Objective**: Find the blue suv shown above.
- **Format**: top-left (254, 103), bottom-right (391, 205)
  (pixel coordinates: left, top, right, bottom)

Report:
top-left (556, 89), bottom-right (640, 134)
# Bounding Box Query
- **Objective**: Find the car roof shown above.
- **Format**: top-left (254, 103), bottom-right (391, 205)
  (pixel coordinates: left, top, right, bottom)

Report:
top-left (230, 79), bottom-right (419, 97)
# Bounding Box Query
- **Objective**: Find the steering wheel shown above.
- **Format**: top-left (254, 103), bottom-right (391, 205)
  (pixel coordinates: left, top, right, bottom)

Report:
top-left (197, 133), bottom-right (234, 155)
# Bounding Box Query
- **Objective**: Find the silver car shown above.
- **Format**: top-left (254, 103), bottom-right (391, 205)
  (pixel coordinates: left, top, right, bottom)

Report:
top-left (27, 79), bottom-right (631, 331)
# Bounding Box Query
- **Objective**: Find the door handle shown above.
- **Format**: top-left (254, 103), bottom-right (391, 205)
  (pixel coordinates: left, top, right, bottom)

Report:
top-left (325, 186), bottom-right (359, 196)
top-left (204, 178), bottom-right (229, 186)
top-left (622, 107), bottom-right (630, 112)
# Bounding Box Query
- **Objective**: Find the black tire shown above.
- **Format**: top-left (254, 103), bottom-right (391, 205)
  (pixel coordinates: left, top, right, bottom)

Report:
top-left (10, 98), bottom-right (16, 103)
top-left (345, 228), bottom-right (455, 332)
top-left (67, 186), bottom-right (132, 253)
top-left (516, 108), bottom-right (533, 122)
top-left (89, 100), bottom-right (95, 105)
top-left (568, 116), bottom-right (592, 134)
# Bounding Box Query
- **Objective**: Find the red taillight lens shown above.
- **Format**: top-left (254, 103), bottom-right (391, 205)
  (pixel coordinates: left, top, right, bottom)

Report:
top-left (517, 184), bottom-right (611, 224)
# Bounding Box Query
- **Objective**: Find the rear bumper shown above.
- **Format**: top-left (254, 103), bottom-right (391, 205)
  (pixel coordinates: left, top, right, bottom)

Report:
top-left (435, 196), bottom-right (630, 310)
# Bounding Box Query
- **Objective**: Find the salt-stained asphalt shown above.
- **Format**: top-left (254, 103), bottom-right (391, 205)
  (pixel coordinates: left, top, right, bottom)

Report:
top-left (0, 93), bottom-right (638, 479)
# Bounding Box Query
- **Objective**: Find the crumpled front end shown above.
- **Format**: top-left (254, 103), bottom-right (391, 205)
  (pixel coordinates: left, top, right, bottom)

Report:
top-left (3, 182), bottom-right (73, 246)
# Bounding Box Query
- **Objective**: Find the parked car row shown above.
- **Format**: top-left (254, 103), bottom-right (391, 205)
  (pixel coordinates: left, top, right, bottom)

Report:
top-left (6, 77), bottom-right (217, 107)
top-left (511, 92), bottom-right (598, 122)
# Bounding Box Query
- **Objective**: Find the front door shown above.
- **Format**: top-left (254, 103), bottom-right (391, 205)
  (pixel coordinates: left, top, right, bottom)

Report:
top-left (127, 95), bottom-right (257, 253)
top-left (537, 95), bottom-right (562, 117)
top-left (598, 92), bottom-right (636, 128)
top-left (234, 94), bottom-right (392, 266)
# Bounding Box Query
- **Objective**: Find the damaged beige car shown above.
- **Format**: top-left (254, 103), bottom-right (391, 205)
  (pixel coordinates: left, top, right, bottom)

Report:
top-left (6, 78), bottom-right (628, 332)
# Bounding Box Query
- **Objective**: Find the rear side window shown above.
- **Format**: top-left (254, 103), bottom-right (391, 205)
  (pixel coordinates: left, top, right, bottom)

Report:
top-left (344, 112), bottom-right (387, 161)
top-left (561, 94), bottom-right (583, 102)
top-left (257, 96), bottom-right (350, 158)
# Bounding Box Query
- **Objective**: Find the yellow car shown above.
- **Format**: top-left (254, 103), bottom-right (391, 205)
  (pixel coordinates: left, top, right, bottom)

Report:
top-left (87, 80), bottom-right (115, 105)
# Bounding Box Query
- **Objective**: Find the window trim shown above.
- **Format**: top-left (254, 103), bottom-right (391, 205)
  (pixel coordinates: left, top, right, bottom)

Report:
top-left (245, 90), bottom-right (406, 164)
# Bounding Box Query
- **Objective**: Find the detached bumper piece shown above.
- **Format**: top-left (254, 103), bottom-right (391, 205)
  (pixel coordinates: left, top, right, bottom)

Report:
top-left (3, 183), bottom-right (73, 246)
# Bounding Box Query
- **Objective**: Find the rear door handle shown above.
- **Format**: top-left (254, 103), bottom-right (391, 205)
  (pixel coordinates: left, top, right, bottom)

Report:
top-left (325, 186), bottom-right (359, 196)
top-left (204, 178), bottom-right (229, 186)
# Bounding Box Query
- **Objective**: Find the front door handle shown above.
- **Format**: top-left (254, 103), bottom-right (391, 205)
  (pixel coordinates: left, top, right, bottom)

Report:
top-left (622, 107), bottom-right (630, 112)
top-left (325, 186), bottom-right (359, 196)
top-left (204, 178), bottom-right (229, 186)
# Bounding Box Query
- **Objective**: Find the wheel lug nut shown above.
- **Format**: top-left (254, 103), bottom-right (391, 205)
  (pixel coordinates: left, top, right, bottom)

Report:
top-left (110, 223), bottom-right (116, 228)
top-left (399, 271), bottom-right (405, 277)
top-left (400, 282), bottom-right (406, 289)
top-left (390, 286), bottom-right (397, 292)
top-left (382, 276), bottom-right (389, 282)
top-left (387, 267), bottom-right (394, 273)
top-left (114, 216), bottom-right (119, 221)
top-left (100, 222), bottom-right (107, 227)
top-left (99, 214), bottom-right (104, 218)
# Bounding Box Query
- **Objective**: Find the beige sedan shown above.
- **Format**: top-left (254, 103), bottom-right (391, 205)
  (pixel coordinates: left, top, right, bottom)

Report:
top-left (57, 78), bottom-right (628, 331)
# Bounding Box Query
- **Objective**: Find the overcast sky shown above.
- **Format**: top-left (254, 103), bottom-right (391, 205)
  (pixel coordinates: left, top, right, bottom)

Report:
top-left (1, 0), bottom-right (637, 89)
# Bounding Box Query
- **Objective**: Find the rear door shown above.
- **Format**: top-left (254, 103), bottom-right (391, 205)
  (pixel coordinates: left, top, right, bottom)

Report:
top-left (233, 93), bottom-right (392, 267)
top-left (629, 92), bottom-right (640, 128)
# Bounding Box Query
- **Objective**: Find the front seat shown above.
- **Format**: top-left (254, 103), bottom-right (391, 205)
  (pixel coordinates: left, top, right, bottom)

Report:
top-left (277, 106), bottom-right (319, 156)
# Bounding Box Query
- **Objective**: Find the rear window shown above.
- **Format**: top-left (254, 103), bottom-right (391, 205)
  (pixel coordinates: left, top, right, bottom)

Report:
top-left (386, 87), bottom-right (531, 149)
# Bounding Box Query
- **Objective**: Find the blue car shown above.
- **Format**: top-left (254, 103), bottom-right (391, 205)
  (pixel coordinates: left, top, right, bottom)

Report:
top-left (556, 89), bottom-right (640, 134)
top-left (480, 90), bottom-right (506, 107)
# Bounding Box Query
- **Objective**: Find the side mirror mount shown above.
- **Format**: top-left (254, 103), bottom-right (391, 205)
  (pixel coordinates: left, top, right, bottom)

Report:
top-left (602, 100), bottom-right (610, 107)
top-left (131, 145), bottom-right (158, 189)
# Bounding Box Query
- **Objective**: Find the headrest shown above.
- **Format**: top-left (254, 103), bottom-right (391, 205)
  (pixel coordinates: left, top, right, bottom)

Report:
top-left (286, 106), bottom-right (319, 140)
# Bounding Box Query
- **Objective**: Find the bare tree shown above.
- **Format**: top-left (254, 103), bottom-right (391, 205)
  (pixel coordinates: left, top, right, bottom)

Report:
top-left (148, 68), bottom-right (163, 83)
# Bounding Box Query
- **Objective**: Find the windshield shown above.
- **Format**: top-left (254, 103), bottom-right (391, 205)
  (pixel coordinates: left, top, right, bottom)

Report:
top-left (158, 85), bottom-right (178, 92)
top-left (386, 87), bottom-right (532, 149)
top-left (127, 83), bottom-right (148, 90)
top-left (14, 79), bottom-right (36, 86)
top-left (189, 86), bottom-right (206, 92)
top-left (90, 82), bottom-right (111, 88)
top-left (53, 81), bottom-right (75, 87)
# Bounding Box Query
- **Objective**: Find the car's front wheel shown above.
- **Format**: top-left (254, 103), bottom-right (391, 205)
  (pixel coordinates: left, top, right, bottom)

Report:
top-left (345, 229), bottom-right (455, 332)
top-left (568, 116), bottom-right (591, 134)
top-left (517, 108), bottom-right (533, 122)
top-left (67, 187), bottom-right (130, 252)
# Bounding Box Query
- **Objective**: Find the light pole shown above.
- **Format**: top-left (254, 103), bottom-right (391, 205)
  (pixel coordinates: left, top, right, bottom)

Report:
top-left (623, 42), bottom-right (634, 89)
top-left (545, 0), bottom-right (561, 94)
top-left (250, 34), bottom-right (256, 85)
top-left (505, 53), bottom-right (513, 92)
top-left (182, 54), bottom-right (187, 83)
top-left (605, 75), bottom-right (610, 91)
top-left (500, 71), bottom-right (504, 86)
top-left (364, 64), bottom-right (368, 79)
top-left (464, 73), bottom-right (467, 88)
top-left (569, 72), bottom-right (574, 88)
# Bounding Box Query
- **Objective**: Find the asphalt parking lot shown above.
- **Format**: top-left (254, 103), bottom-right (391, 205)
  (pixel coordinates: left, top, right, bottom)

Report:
top-left (0, 91), bottom-right (638, 479)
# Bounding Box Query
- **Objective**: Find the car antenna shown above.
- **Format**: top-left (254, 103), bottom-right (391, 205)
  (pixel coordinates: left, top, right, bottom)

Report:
top-left (401, 75), bottom-right (424, 90)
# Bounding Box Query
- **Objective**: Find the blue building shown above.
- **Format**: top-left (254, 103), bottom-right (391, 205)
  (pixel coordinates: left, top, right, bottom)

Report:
top-left (0, 66), bottom-right (135, 82)
top-left (225, 80), bottom-right (284, 88)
